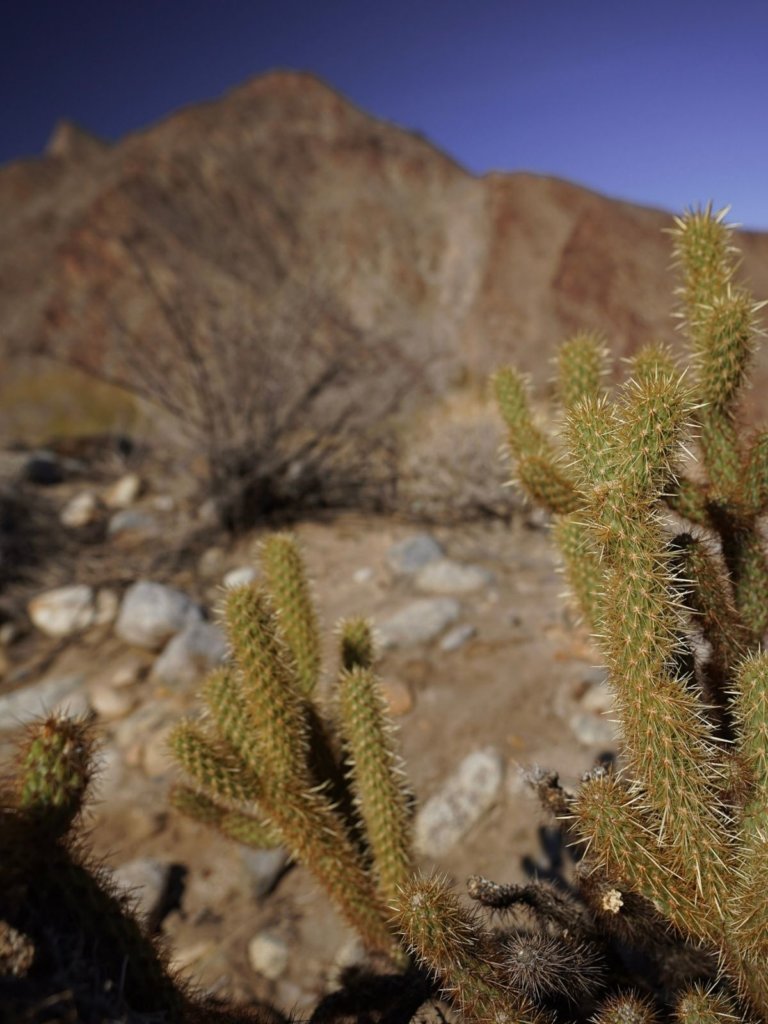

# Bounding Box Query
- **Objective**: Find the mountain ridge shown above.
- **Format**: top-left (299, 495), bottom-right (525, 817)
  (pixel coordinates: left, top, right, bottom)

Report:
top-left (2, 69), bottom-right (768, 443)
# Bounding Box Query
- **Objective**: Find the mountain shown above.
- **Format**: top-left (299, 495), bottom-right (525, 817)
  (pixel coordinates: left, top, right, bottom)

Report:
top-left (2, 70), bottom-right (768, 444)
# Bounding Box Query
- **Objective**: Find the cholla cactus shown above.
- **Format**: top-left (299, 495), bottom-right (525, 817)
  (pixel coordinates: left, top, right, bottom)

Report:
top-left (388, 207), bottom-right (768, 1023)
top-left (170, 532), bottom-right (414, 958)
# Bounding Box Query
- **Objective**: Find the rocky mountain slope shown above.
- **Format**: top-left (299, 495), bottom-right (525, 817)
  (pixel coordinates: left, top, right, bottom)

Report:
top-left (3, 69), bottom-right (768, 441)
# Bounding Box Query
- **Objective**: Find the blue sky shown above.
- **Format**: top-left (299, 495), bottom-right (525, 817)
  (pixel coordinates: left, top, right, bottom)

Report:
top-left (4, 0), bottom-right (768, 227)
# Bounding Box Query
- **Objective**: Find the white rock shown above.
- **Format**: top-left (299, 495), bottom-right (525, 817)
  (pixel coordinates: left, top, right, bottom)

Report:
top-left (112, 857), bottom-right (171, 929)
top-left (108, 509), bottom-right (159, 539)
top-left (88, 681), bottom-right (137, 720)
top-left (104, 472), bottom-right (142, 508)
top-left (150, 494), bottom-right (175, 513)
top-left (240, 847), bottom-right (290, 900)
top-left (353, 566), bottom-right (374, 584)
top-left (377, 598), bottom-right (460, 649)
top-left (115, 581), bottom-right (201, 650)
top-left (570, 711), bottom-right (620, 748)
top-left (110, 659), bottom-right (145, 688)
top-left (28, 585), bottom-right (95, 638)
top-left (93, 588), bottom-right (120, 626)
top-left (151, 620), bottom-right (228, 686)
top-left (439, 623), bottom-right (477, 652)
top-left (60, 491), bottom-right (100, 528)
top-left (415, 559), bottom-right (493, 595)
top-left (386, 534), bottom-right (444, 574)
top-left (222, 566), bottom-right (258, 589)
top-left (414, 747), bottom-right (505, 858)
top-left (247, 932), bottom-right (290, 980)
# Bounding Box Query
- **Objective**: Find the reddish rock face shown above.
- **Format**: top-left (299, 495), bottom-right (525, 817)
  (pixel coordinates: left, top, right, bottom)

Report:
top-left (2, 69), bottom-right (768, 431)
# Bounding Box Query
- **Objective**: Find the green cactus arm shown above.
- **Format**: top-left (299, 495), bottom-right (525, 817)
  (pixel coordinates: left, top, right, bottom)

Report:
top-left (258, 785), bottom-right (397, 956)
top-left (676, 534), bottom-right (751, 708)
top-left (16, 715), bottom-right (95, 839)
top-left (730, 528), bottom-right (768, 641)
top-left (669, 203), bottom-right (736, 319)
top-left (742, 431), bottom-right (768, 514)
top-left (169, 720), bottom-right (260, 806)
top-left (699, 412), bottom-right (744, 504)
top-left (732, 653), bottom-right (768, 810)
top-left (556, 330), bottom-right (609, 412)
top-left (224, 584), bottom-right (309, 786)
top-left (515, 453), bottom-right (581, 514)
top-left (494, 366), bottom-right (580, 514)
top-left (674, 986), bottom-right (742, 1024)
top-left (612, 370), bottom-right (693, 499)
top-left (553, 513), bottom-right (604, 630)
top-left (337, 666), bottom-right (414, 903)
top-left (169, 785), bottom-right (282, 848)
top-left (260, 532), bottom-right (322, 696)
top-left (574, 771), bottom-right (717, 945)
top-left (665, 475), bottom-right (712, 526)
top-left (690, 288), bottom-right (760, 415)
top-left (629, 340), bottom-right (678, 384)
top-left (394, 873), bottom-right (548, 1023)
top-left (493, 366), bottom-right (552, 459)
top-left (338, 616), bottom-right (376, 672)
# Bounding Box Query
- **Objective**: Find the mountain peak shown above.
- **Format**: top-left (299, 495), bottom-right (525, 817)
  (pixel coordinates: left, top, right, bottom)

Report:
top-left (45, 119), bottom-right (109, 162)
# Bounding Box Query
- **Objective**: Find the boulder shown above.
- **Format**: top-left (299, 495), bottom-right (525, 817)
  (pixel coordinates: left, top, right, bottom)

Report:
top-left (115, 581), bottom-right (201, 650)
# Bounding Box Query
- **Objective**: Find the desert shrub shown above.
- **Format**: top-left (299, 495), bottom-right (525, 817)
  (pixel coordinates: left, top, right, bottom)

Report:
top-left (39, 229), bottom-right (425, 531)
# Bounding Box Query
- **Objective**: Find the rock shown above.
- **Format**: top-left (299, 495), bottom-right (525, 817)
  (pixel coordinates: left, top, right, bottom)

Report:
top-left (151, 620), bottom-right (228, 686)
top-left (107, 509), bottom-right (160, 540)
top-left (414, 747), bottom-right (505, 858)
top-left (150, 493), bottom-right (176, 513)
top-left (353, 566), bottom-right (374, 584)
top-left (222, 566), bottom-right (258, 589)
top-left (109, 658), bottom-right (146, 688)
top-left (28, 585), bottom-right (95, 638)
top-left (104, 472), bottom-right (142, 508)
top-left (570, 711), bottom-right (620, 748)
top-left (60, 491), bottom-right (100, 528)
top-left (415, 559), bottom-right (493, 595)
top-left (24, 450), bottom-right (63, 485)
top-left (0, 622), bottom-right (17, 647)
top-left (0, 676), bottom-right (84, 729)
top-left (198, 546), bottom-right (226, 577)
top-left (112, 857), bottom-right (172, 930)
top-left (240, 847), bottom-right (290, 900)
top-left (377, 598), bottom-right (460, 649)
top-left (580, 677), bottom-right (613, 714)
top-left (93, 588), bottom-right (120, 627)
top-left (439, 623), bottom-right (477, 652)
top-left (247, 932), bottom-right (290, 980)
top-left (115, 581), bottom-right (201, 650)
top-left (386, 534), bottom-right (444, 575)
top-left (378, 678), bottom-right (414, 716)
top-left (88, 681), bottom-right (138, 720)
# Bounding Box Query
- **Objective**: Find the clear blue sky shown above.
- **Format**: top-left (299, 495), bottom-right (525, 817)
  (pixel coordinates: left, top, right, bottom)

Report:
top-left (4, 0), bottom-right (768, 228)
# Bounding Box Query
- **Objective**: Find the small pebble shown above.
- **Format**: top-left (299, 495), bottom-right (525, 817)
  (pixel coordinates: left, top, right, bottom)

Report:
top-left (247, 932), bottom-right (290, 980)
top-left (439, 623), bottom-right (477, 652)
